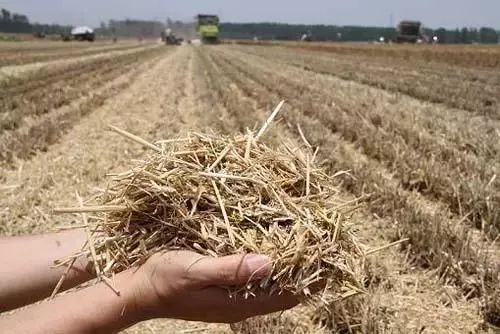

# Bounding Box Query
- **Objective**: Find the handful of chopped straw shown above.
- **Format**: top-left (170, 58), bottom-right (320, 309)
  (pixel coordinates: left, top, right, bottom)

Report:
top-left (54, 102), bottom-right (364, 302)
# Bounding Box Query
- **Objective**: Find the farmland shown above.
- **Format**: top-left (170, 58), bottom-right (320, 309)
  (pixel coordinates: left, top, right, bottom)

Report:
top-left (0, 41), bottom-right (499, 333)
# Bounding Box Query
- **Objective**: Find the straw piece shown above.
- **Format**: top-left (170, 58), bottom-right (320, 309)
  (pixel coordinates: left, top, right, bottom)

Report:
top-left (51, 255), bottom-right (79, 298)
top-left (306, 154), bottom-right (311, 197)
top-left (297, 123), bottom-right (312, 149)
top-left (255, 100), bottom-right (285, 141)
top-left (199, 172), bottom-right (264, 185)
top-left (53, 206), bottom-right (128, 213)
top-left (212, 179), bottom-right (235, 246)
top-left (207, 144), bottom-right (233, 172)
top-left (51, 194), bottom-right (91, 298)
top-left (365, 238), bottom-right (410, 256)
top-left (108, 125), bottom-right (162, 152)
top-left (244, 128), bottom-right (254, 160)
top-left (155, 138), bottom-right (191, 144)
top-left (86, 227), bottom-right (101, 277)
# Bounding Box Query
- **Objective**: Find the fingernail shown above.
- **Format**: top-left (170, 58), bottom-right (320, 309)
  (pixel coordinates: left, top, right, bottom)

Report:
top-left (245, 254), bottom-right (271, 279)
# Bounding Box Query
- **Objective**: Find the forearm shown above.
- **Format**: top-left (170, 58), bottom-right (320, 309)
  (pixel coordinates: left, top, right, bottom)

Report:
top-left (0, 270), bottom-right (141, 334)
top-left (0, 229), bottom-right (94, 312)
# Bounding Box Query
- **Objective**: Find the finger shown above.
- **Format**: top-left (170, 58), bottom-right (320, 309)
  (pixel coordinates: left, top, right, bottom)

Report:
top-left (203, 288), bottom-right (299, 323)
top-left (172, 287), bottom-right (299, 323)
top-left (187, 253), bottom-right (272, 287)
top-left (231, 290), bottom-right (299, 321)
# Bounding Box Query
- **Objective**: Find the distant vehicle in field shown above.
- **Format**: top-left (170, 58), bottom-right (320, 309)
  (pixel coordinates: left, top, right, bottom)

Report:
top-left (161, 28), bottom-right (182, 45)
top-left (301, 31), bottom-right (313, 42)
top-left (396, 20), bottom-right (422, 43)
top-left (197, 14), bottom-right (220, 43)
top-left (71, 26), bottom-right (95, 42)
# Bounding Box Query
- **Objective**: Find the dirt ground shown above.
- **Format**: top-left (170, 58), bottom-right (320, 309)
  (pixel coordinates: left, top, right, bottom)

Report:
top-left (1, 42), bottom-right (499, 333)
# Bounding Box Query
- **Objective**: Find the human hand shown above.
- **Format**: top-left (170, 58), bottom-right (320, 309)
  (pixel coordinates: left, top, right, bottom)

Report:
top-left (128, 251), bottom-right (299, 324)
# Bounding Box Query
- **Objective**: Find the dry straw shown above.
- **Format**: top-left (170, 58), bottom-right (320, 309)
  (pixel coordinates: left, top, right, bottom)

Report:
top-left (53, 101), bottom-right (365, 303)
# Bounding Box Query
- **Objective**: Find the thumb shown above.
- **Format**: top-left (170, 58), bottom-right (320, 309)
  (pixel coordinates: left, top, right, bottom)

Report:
top-left (188, 254), bottom-right (272, 287)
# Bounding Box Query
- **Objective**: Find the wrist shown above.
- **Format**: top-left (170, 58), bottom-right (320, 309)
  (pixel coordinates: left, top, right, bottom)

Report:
top-left (123, 266), bottom-right (163, 323)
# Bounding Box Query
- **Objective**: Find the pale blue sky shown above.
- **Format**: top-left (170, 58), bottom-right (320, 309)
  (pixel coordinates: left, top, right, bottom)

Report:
top-left (1, 0), bottom-right (499, 29)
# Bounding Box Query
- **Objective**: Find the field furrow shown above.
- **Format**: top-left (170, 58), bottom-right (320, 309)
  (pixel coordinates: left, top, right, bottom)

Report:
top-left (214, 46), bottom-right (500, 238)
top-left (204, 46), bottom-right (500, 328)
top-left (0, 44), bottom-right (159, 81)
top-left (274, 42), bottom-right (500, 69)
top-left (0, 42), bottom-right (148, 67)
top-left (0, 47), bottom-right (167, 166)
top-left (1, 42), bottom-right (499, 333)
top-left (0, 45), bottom-right (158, 96)
top-left (0, 47), bottom-right (186, 235)
top-left (196, 47), bottom-right (486, 333)
top-left (240, 45), bottom-right (500, 119)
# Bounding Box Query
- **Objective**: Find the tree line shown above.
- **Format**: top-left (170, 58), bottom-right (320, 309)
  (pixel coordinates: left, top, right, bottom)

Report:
top-left (0, 8), bottom-right (71, 35)
top-left (432, 27), bottom-right (498, 44)
top-left (95, 19), bottom-right (197, 39)
top-left (220, 23), bottom-right (499, 44)
top-left (0, 8), bottom-right (167, 38)
top-left (96, 20), bottom-right (165, 38)
top-left (1, 7), bottom-right (499, 44)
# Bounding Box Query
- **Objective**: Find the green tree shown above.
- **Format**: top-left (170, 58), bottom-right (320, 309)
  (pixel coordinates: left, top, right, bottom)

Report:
top-left (469, 28), bottom-right (479, 42)
top-left (1, 8), bottom-right (11, 22)
top-left (12, 14), bottom-right (29, 24)
top-left (479, 27), bottom-right (498, 44)
top-left (460, 27), bottom-right (469, 43)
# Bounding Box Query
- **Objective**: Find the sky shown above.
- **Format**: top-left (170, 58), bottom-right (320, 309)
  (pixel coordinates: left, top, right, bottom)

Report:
top-left (1, 0), bottom-right (499, 29)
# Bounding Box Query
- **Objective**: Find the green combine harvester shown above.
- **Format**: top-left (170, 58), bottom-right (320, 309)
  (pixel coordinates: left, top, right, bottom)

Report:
top-left (197, 14), bottom-right (220, 43)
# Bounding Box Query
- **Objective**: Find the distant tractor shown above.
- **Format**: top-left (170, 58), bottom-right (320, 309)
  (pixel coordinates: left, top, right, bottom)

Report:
top-left (197, 14), bottom-right (220, 43)
top-left (396, 20), bottom-right (422, 43)
top-left (71, 26), bottom-right (95, 42)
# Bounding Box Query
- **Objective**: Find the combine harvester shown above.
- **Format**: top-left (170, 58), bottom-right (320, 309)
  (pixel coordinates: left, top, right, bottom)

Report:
top-left (196, 14), bottom-right (220, 44)
top-left (396, 20), bottom-right (424, 43)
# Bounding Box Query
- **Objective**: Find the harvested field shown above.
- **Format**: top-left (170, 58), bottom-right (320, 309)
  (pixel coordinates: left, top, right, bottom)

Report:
top-left (0, 40), bottom-right (148, 67)
top-left (1, 42), bottom-right (499, 333)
